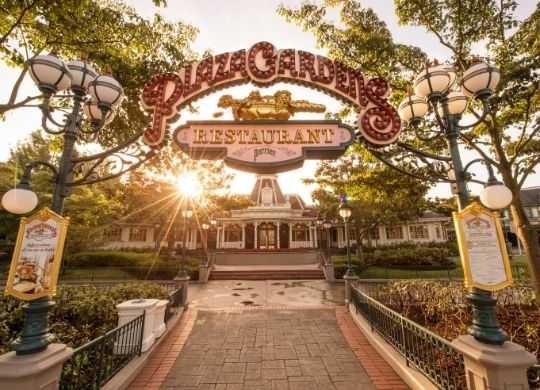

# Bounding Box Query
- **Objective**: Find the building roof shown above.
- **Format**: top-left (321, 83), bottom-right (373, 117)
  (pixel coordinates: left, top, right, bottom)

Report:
top-left (520, 187), bottom-right (540, 207)
top-left (250, 175), bottom-right (286, 205)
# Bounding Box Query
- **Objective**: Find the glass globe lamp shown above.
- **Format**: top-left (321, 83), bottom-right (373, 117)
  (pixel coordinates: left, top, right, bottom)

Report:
top-left (339, 203), bottom-right (352, 221)
top-left (480, 182), bottom-right (513, 210)
top-left (66, 60), bottom-right (97, 96)
top-left (88, 75), bottom-right (123, 111)
top-left (83, 99), bottom-right (115, 127)
top-left (1, 188), bottom-right (38, 214)
top-left (461, 61), bottom-right (500, 98)
top-left (398, 94), bottom-right (428, 123)
top-left (323, 222), bottom-right (332, 229)
top-left (437, 90), bottom-right (469, 117)
top-left (413, 63), bottom-right (454, 99)
top-left (28, 54), bottom-right (72, 96)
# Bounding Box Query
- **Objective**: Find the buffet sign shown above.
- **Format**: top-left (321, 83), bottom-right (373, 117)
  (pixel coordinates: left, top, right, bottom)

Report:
top-left (5, 208), bottom-right (69, 300)
top-left (453, 202), bottom-right (512, 291)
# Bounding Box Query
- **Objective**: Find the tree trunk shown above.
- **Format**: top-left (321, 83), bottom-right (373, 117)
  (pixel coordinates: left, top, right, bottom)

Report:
top-left (510, 200), bottom-right (540, 299)
top-left (489, 124), bottom-right (540, 299)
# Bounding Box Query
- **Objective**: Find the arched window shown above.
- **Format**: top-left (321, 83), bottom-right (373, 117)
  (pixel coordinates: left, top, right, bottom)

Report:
top-left (292, 223), bottom-right (309, 241)
top-left (225, 224), bottom-right (242, 242)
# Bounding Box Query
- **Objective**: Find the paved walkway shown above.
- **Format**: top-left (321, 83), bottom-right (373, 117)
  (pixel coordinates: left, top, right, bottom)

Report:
top-left (130, 282), bottom-right (408, 390)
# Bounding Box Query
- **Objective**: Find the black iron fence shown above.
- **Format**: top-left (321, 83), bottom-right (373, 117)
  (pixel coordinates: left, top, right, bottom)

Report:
top-left (529, 364), bottom-right (540, 389)
top-left (165, 284), bottom-right (185, 323)
top-left (59, 284), bottom-right (185, 389)
top-left (350, 286), bottom-right (466, 390)
top-left (60, 313), bottom-right (144, 390)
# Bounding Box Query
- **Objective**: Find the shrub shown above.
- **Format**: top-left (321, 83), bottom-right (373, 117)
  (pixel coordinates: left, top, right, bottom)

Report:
top-left (64, 251), bottom-right (152, 267)
top-left (371, 280), bottom-right (539, 361)
top-left (0, 283), bottom-right (169, 354)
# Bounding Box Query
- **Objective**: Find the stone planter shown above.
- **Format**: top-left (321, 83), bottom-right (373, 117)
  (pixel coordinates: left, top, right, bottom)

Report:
top-left (153, 300), bottom-right (168, 339)
top-left (116, 299), bottom-right (158, 353)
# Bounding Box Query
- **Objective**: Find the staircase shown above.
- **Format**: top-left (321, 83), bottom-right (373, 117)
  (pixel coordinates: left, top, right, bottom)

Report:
top-left (209, 250), bottom-right (325, 280)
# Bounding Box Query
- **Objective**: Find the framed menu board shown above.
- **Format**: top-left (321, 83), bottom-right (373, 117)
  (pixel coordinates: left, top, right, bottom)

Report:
top-left (453, 202), bottom-right (512, 291)
top-left (5, 208), bottom-right (69, 300)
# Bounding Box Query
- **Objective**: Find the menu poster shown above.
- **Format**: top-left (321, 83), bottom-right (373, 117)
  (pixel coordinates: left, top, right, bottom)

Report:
top-left (453, 202), bottom-right (512, 292)
top-left (5, 208), bottom-right (69, 301)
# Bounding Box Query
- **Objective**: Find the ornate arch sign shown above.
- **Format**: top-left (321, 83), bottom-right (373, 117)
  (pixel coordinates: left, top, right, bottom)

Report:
top-left (140, 41), bottom-right (401, 172)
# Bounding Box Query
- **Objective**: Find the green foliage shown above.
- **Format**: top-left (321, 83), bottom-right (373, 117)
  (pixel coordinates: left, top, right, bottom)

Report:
top-left (0, 0), bottom-right (198, 146)
top-left (62, 250), bottom-right (201, 280)
top-left (279, 0), bottom-right (540, 296)
top-left (0, 283), bottom-right (169, 354)
top-left (332, 242), bottom-right (459, 278)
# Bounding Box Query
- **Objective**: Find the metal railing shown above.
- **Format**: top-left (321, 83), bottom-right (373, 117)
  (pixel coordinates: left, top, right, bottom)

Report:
top-left (350, 286), bottom-right (466, 390)
top-left (165, 284), bottom-right (185, 323)
top-left (529, 364), bottom-right (540, 389)
top-left (60, 313), bottom-right (145, 390)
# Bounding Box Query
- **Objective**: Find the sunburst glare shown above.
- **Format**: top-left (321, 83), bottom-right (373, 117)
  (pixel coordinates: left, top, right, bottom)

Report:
top-left (175, 171), bottom-right (202, 198)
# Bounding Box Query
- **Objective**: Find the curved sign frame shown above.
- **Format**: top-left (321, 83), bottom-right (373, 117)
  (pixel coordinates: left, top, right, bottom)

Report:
top-left (140, 41), bottom-right (401, 149)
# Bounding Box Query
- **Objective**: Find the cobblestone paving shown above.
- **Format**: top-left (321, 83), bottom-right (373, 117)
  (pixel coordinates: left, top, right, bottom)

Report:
top-left (160, 309), bottom-right (377, 390)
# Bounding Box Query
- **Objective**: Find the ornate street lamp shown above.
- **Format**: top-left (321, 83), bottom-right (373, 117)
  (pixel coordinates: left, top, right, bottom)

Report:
top-left (339, 200), bottom-right (354, 278)
top-left (1, 53), bottom-right (154, 355)
top-left (323, 221), bottom-right (332, 257)
top-left (398, 58), bottom-right (512, 345)
top-left (316, 218), bottom-right (323, 252)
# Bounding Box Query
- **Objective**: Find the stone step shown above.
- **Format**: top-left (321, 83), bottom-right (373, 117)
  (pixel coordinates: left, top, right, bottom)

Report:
top-left (210, 269), bottom-right (325, 280)
top-left (214, 250), bottom-right (320, 266)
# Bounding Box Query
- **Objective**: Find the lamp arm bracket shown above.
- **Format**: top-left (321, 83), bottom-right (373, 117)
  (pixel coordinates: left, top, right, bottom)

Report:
top-left (20, 160), bottom-right (59, 186)
top-left (72, 131), bottom-right (145, 163)
top-left (430, 99), bottom-right (448, 130)
top-left (67, 150), bottom-right (156, 186)
top-left (455, 98), bottom-right (491, 130)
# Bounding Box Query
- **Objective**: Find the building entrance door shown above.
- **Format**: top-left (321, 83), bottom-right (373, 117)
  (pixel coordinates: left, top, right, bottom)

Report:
top-left (279, 223), bottom-right (289, 249)
top-left (258, 222), bottom-right (276, 249)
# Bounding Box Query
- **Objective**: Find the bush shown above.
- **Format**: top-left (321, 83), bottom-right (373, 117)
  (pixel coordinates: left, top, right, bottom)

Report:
top-left (64, 251), bottom-right (152, 267)
top-left (362, 242), bottom-right (455, 269)
top-left (0, 283), bottom-right (169, 354)
top-left (373, 280), bottom-right (539, 361)
top-left (63, 251), bottom-right (201, 280)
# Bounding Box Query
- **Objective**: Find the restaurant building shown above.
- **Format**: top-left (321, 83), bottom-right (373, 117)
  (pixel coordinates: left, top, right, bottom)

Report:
top-left (101, 175), bottom-right (451, 251)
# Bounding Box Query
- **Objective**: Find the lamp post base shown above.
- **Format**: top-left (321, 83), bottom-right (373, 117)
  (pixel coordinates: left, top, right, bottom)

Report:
top-left (467, 288), bottom-right (508, 345)
top-left (11, 297), bottom-right (55, 355)
top-left (174, 275), bottom-right (190, 307)
top-left (343, 273), bottom-right (358, 307)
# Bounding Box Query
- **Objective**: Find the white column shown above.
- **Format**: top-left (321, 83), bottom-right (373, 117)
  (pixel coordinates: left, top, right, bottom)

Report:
top-left (314, 227), bottom-right (318, 248)
top-left (289, 223), bottom-right (293, 245)
top-left (254, 222), bottom-right (258, 248)
top-left (241, 223), bottom-right (246, 249)
top-left (222, 224), bottom-right (227, 248)
top-left (277, 222), bottom-right (280, 248)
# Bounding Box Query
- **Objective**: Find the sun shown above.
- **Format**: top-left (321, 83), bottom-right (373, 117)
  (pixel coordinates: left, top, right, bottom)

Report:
top-left (175, 171), bottom-right (202, 198)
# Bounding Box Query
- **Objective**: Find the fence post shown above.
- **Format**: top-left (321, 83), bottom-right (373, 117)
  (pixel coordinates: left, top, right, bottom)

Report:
top-left (343, 274), bottom-right (358, 309)
top-left (452, 335), bottom-right (536, 390)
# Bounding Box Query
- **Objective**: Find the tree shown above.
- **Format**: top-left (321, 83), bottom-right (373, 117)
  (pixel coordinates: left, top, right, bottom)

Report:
top-left (278, 0), bottom-right (540, 298)
top-left (0, 0), bottom-right (197, 152)
top-left (0, 131), bottom-right (126, 252)
top-left (307, 145), bottom-right (430, 249)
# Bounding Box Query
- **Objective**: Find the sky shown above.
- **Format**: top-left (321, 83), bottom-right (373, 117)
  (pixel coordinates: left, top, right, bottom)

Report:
top-left (0, 0), bottom-right (537, 203)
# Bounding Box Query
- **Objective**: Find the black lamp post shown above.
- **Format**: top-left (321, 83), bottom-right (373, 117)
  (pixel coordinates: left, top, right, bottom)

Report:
top-left (339, 201), bottom-right (354, 278)
top-left (316, 218), bottom-right (323, 252)
top-left (397, 59), bottom-right (513, 345)
top-left (202, 222), bottom-right (210, 264)
top-left (178, 209), bottom-right (193, 278)
top-left (1, 54), bottom-right (154, 355)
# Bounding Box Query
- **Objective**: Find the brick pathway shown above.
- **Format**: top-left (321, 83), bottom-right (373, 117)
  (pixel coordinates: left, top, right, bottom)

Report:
top-left (130, 307), bottom-right (409, 390)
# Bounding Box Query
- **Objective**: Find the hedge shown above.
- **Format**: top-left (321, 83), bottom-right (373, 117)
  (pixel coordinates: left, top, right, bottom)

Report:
top-left (0, 283), bottom-right (169, 354)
